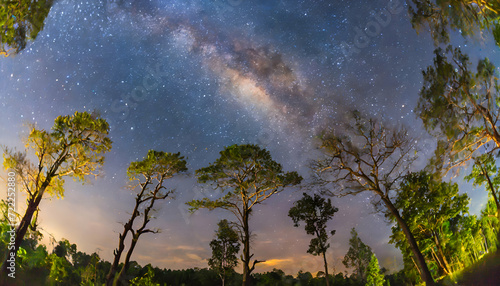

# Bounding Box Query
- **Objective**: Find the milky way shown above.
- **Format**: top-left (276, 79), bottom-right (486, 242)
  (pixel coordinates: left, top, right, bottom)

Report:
top-left (0, 0), bottom-right (497, 276)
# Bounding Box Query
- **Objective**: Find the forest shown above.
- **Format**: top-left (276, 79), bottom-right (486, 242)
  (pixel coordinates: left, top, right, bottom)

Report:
top-left (1, 0), bottom-right (500, 286)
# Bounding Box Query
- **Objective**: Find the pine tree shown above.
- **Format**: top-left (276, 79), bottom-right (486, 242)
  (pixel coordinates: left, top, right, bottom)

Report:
top-left (366, 254), bottom-right (385, 286)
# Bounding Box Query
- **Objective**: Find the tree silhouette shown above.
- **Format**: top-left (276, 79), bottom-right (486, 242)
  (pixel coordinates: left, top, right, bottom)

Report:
top-left (342, 228), bottom-right (373, 283)
top-left (289, 193), bottom-right (337, 286)
top-left (106, 150), bottom-right (187, 286)
top-left (311, 112), bottom-right (435, 285)
top-left (208, 219), bottom-right (240, 286)
top-left (0, 111), bottom-right (112, 282)
top-left (187, 144), bottom-right (302, 286)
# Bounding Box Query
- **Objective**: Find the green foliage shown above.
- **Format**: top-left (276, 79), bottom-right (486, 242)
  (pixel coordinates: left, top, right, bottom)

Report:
top-left (0, 111), bottom-right (112, 281)
top-left (466, 154), bottom-right (500, 188)
top-left (407, 0), bottom-right (500, 46)
top-left (342, 228), bottom-right (373, 282)
top-left (47, 253), bottom-right (74, 285)
top-left (130, 265), bottom-right (160, 286)
top-left (366, 254), bottom-right (385, 286)
top-left (416, 46), bottom-right (500, 173)
top-left (53, 239), bottom-right (76, 260)
top-left (289, 193), bottom-right (338, 257)
top-left (0, 0), bottom-right (54, 56)
top-left (3, 111), bottom-right (112, 199)
top-left (188, 144), bottom-right (301, 283)
top-left (109, 149), bottom-right (187, 285)
top-left (191, 144), bottom-right (302, 204)
top-left (465, 153), bottom-right (500, 218)
top-left (480, 197), bottom-right (499, 251)
top-left (494, 22), bottom-right (500, 46)
top-left (208, 219), bottom-right (240, 285)
top-left (390, 171), bottom-right (476, 277)
top-left (127, 150), bottom-right (187, 181)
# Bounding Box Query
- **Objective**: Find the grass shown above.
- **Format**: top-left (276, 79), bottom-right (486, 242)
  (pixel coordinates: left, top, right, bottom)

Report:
top-left (440, 251), bottom-right (500, 285)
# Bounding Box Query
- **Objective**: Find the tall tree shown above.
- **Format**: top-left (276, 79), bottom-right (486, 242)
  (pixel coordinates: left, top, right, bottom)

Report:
top-left (106, 150), bottom-right (187, 286)
top-left (407, 0), bottom-right (500, 46)
top-left (288, 193), bottom-right (338, 286)
top-left (366, 254), bottom-right (385, 286)
top-left (342, 228), bottom-right (373, 283)
top-left (311, 112), bottom-right (435, 285)
top-left (465, 154), bottom-right (500, 219)
top-left (391, 171), bottom-right (469, 276)
top-left (0, 0), bottom-right (55, 56)
top-left (416, 46), bottom-right (500, 174)
top-left (208, 219), bottom-right (241, 286)
top-left (1, 111), bottom-right (112, 281)
top-left (187, 144), bottom-right (302, 286)
top-left (479, 197), bottom-right (499, 251)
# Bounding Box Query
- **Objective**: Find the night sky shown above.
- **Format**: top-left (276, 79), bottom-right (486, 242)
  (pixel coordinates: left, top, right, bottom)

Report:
top-left (1, 0), bottom-right (499, 275)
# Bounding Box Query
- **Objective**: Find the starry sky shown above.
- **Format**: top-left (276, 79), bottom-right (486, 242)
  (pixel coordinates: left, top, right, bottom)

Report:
top-left (1, 0), bottom-right (499, 276)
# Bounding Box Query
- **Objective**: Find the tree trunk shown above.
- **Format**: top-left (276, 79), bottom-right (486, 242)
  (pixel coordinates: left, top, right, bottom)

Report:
top-left (433, 232), bottom-right (451, 275)
top-left (480, 164), bottom-right (500, 219)
top-left (479, 163), bottom-right (500, 248)
top-left (0, 145), bottom-right (67, 282)
top-left (382, 198), bottom-right (435, 285)
top-left (242, 210), bottom-right (251, 286)
top-left (107, 185), bottom-right (146, 285)
top-left (0, 182), bottom-right (48, 282)
top-left (322, 251), bottom-right (330, 286)
top-left (106, 225), bottom-right (131, 286)
top-left (114, 234), bottom-right (140, 286)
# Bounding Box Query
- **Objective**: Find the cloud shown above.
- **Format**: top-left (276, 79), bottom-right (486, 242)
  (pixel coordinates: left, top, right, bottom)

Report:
top-left (261, 258), bottom-right (293, 267)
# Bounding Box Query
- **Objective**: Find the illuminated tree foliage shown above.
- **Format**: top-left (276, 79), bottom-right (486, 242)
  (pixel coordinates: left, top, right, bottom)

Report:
top-left (407, 0), bottom-right (500, 46)
top-left (465, 154), bottom-right (500, 219)
top-left (416, 46), bottom-right (500, 174)
top-left (311, 112), bottom-right (435, 285)
top-left (479, 197), bottom-right (499, 252)
top-left (0, 111), bottom-right (112, 281)
top-left (390, 172), bottom-right (470, 277)
top-left (129, 265), bottom-right (160, 286)
top-left (366, 254), bottom-right (385, 286)
top-left (107, 150), bottom-right (187, 286)
top-left (187, 144), bottom-right (302, 286)
top-left (208, 219), bottom-right (240, 286)
top-left (0, 0), bottom-right (54, 56)
top-left (289, 193), bottom-right (338, 286)
top-left (342, 228), bottom-right (373, 283)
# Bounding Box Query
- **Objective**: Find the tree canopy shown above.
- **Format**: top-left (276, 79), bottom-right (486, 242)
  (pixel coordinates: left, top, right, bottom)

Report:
top-left (188, 144), bottom-right (302, 286)
top-left (407, 0), bottom-right (500, 46)
top-left (416, 46), bottom-right (500, 173)
top-left (108, 150), bottom-right (187, 286)
top-left (289, 192), bottom-right (338, 286)
top-left (365, 254), bottom-right (385, 286)
top-left (342, 228), bottom-right (373, 283)
top-left (208, 219), bottom-right (240, 286)
top-left (311, 112), bottom-right (435, 285)
top-left (0, 0), bottom-right (54, 56)
top-left (391, 171), bottom-right (470, 276)
top-left (1, 111), bottom-right (112, 281)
